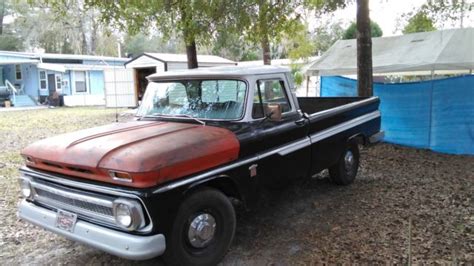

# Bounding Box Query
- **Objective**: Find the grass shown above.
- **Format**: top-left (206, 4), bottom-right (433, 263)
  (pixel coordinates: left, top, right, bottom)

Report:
top-left (0, 107), bottom-right (129, 262)
top-left (0, 107), bottom-right (472, 264)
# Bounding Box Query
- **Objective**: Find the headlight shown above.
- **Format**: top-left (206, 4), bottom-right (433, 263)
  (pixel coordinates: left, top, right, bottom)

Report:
top-left (115, 203), bottom-right (132, 227)
top-left (19, 178), bottom-right (32, 198)
top-left (113, 198), bottom-right (145, 230)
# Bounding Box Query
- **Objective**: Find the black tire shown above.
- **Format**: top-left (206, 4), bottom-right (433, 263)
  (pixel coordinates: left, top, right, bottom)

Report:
top-left (329, 142), bottom-right (360, 185)
top-left (163, 188), bottom-right (236, 266)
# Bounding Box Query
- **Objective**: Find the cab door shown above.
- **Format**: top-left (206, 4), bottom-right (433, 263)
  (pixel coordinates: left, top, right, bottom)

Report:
top-left (251, 75), bottom-right (311, 185)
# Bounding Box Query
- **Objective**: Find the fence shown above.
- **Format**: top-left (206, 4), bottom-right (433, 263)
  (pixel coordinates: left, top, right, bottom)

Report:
top-left (320, 75), bottom-right (474, 155)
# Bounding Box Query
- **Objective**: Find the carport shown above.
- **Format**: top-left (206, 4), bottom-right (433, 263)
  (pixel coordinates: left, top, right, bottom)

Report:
top-left (306, 28), bottom-right (474, 76)
top-left (305, 28), bottom-right (474, 155)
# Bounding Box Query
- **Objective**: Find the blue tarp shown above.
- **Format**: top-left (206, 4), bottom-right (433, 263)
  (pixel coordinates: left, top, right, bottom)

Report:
top-left (320, 75), bottom-right (474, 155)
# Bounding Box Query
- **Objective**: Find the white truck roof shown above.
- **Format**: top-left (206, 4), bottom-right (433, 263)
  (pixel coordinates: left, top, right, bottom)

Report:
top-left (147, 65), bottom-right (290, 81)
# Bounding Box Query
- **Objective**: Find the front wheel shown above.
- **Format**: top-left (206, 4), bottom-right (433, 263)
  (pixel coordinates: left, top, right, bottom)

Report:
top-left (163, 188), bottom-right (236, 265)
top-left (329, 142), bottom-right (360, 185)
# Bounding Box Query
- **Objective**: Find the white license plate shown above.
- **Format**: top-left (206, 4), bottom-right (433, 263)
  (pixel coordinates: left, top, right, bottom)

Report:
top-left (55, 209), bottom-right (77, 232)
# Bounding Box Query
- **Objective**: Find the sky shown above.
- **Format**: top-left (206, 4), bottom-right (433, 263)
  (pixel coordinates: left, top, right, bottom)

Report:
top-left (316, 0), bottom-right (474, 36)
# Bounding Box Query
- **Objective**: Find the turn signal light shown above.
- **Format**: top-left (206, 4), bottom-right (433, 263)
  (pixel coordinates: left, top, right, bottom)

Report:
top-left (22, 155), bottom-right (35, 165)
top-left (109, 171), bottom-right (133, 183)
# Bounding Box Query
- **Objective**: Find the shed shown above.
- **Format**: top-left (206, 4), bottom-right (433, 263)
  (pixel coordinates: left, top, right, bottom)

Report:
top-left (125, 53), bottom-right (236, 103)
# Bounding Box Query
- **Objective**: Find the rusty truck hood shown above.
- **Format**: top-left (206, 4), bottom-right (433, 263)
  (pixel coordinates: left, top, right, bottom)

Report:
top-left (21, 121), bottom-right (240, 188)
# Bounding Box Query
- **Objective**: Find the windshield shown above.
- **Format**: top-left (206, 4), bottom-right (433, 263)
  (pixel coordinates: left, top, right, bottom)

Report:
top-left (137, 79), bottom-right (247, 120)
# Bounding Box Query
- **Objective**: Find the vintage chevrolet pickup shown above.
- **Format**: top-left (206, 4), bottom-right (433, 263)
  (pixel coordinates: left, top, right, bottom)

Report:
top-left (18, 66), bottom-right (383, 265)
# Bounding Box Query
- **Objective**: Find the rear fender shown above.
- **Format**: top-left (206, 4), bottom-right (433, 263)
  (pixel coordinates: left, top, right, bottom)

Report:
top-left (348, 133), bottom-right (366, 146)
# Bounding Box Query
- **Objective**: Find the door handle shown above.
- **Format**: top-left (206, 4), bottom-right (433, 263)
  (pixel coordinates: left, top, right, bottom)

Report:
top-left (295, 118), bottom-right (306, 126)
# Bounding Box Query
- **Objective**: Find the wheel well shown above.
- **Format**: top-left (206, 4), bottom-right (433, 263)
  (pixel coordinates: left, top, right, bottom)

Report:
top-left (185, 176), bottom-right (242, 202)
top-left (348, 133), bottom-right (367, 146)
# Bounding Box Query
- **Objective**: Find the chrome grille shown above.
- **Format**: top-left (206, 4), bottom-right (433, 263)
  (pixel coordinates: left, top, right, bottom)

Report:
top-left (19, 167), bottom-right (153, 233)
top-left (29, 179), bottom-right (116, 224)
top-left (34, 187), bottom-right (114, 216)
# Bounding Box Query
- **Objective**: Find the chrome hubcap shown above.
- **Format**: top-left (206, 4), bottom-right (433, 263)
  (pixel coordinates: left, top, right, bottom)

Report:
top-left (187, 213), bottom-right (216, 248)
top-left (344, 151), bottom-right (354, 171)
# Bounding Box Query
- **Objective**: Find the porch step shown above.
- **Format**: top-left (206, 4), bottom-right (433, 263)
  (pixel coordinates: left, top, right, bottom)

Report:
top-left (11, 95), bottom-right (37, 107)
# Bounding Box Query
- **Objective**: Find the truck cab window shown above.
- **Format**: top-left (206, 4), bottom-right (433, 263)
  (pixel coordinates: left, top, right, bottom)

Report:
top-left (138, 80), bottom-right (247, 120)
top-left (252, 80), bottom-right (291, 119)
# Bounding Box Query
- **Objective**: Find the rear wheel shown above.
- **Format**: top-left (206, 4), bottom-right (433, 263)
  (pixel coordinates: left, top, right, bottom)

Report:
top-left (163, 188), bottom-right (236, 266)
top-left (329, 142), bottom-right (360, 185)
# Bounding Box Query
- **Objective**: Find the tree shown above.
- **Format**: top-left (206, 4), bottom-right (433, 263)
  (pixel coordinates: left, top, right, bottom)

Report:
top-left (0, 0), bottom-right (24, 51)
top-left (0, 35), bottom-right (23, 50)
top-left (399, 0), bottom-right (473, 30)
top-left (0, 0), bottom-right (7, 35)
top-left (356, 0), bottom-right (373, 97)
top-left (85, 0), bottom-right (229, 68)
top-left (424, 0), bottom-right (473, 28)
top-left (210, 29), bottom-right (261, 62)
top-left (312, 20), bottom-right (345, 54)
top-left (343, 20), bottom-right (383, 39)
top-left (402, 11), bottom-right (436, 34)
top-left (235, 0), bottom-right (345, 65)
top-left (10, 1), bottom-right (120, 55)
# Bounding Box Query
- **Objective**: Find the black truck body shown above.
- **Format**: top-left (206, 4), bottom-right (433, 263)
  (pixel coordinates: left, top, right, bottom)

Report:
top-left (18, 66), bottom-right (383, 265)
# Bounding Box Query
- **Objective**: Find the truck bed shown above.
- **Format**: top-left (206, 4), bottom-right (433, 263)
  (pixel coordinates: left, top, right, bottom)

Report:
top-left (296, 96), bottom-right (381, 173)
top-left (297, 97), bottom-right (370, 115)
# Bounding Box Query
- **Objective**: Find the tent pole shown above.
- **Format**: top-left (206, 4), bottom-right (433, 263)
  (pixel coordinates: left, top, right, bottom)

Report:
top-left (428, 70), bottom-right (435, 148)
top-left (306, 75), bottom-right (310, 97)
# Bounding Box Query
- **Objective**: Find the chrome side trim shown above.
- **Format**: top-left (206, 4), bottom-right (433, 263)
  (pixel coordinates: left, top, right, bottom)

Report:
top-left (153, 156), bottom-right (258, 193)
top-left (310, 111), bottom-right (381, 143)
top-left (153, 110), bottom-right (380, 194)
top-left (18, 200), bottom-right (165, 260)
top-left (275, 137), bottom-right (311, 156)
top-left (307, 97), bottom-right (379, 122)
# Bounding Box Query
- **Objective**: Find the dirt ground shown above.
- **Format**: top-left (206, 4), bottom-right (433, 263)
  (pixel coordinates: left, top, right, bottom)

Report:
top-left (0, 107), bottom-right (472, 265)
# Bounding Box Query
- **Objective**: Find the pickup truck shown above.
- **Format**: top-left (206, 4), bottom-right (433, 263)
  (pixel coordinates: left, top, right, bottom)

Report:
top-left (18, 66), bottom-right (383, 265)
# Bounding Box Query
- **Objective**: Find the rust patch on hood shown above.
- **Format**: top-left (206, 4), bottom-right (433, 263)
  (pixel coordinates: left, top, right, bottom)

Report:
top-left (21, 121), bottom-right (240, 188)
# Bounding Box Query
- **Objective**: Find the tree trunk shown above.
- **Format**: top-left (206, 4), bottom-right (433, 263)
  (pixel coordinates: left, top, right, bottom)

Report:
top-left (0, 0), bottom-right (5, 35)
top-left (90, 18), bottom-right (98, 55)
top-left (356, 0), bottom-right (373, 97)
top-left (262, 35), bottom-right (271, 65)
top-left (179, 2), bottom-right (198, 69)
top-left (185, 38), bottom-right (198, 69)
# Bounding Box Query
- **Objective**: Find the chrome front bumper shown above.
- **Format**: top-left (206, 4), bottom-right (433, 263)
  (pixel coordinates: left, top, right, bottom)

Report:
top-left (18, 200), bottom-right (166, 260)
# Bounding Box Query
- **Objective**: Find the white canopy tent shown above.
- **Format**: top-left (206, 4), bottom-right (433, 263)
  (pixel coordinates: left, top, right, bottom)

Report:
top-left (306, 28), bottom-right (474, 76)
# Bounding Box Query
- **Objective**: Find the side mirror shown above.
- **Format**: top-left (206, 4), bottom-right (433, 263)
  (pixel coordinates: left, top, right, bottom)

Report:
top-left (266, 104), bottom-right (282, 121)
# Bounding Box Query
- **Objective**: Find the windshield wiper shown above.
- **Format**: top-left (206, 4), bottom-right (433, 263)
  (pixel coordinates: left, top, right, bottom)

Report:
top-left (147, 113), bottom-right (206, 126)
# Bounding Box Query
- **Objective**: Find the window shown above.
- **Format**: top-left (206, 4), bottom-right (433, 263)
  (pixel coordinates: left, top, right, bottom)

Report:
top-left (74, 71), bottom-right (87, 93)
top-left (252, 79), bottom-right (291, 119)
top-left (56, 75), bottom-right (62, 90)
top-left (201, 80), bottom-right (246, 103)
top-left (15, 65), bottom-right (22, 80)
top-left (136, 80), bottom-right (247, 120)
top-left (167, 83), bottom-right (188, 105)
top-left (39, 71), bottom-right (47, 90)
